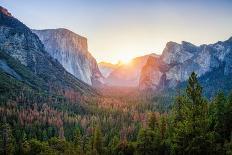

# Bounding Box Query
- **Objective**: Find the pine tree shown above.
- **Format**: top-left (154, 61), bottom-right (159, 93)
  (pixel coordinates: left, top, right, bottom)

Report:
top-left (108, 135), bottom-right (119, 154)
top-left (82, 135), bottom-right (89, 155)
top-left (148, 112), bottom-right (158, 130)
top-left (88, 133), bottom-right (95, 155)
top-left (20, 132), bottom-right (30, 155)
top-left (42, 130), bottom-right (48, 141)
top-left (169, 72), bottom-right (215, 155)
top-left (21, 140), bottom-right (30, 155)
top-left (224, 135), bottom-right (232, 155)
top-left (0, 121), bottom-right (15, 155)
top-left (93, 126), bottom-right (103, 155)
top-left (210, 92), bottom-right (227, 142)
top-left (73, 128), bottom-right (82, 154)
top-left (159, 115), bottom-right (167, 155)
top-left (136, 128), bottom-right (159, 155)
top-left (115, 140), bottom-right (135, 155)
top-left (225, 93), bottom-right (232, 140)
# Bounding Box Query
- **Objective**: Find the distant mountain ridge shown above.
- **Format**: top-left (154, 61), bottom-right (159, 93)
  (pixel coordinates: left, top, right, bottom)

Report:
top-left (1, 5), bottom-right (231, 98)
top-left (139, 37), bottom-right (232, 96)
top-left (98, 61), bottom-right (119, 78)
top-left (105, 53), bottom-right (159, 87)
top-left (32, 29), bottom-right (104, 86)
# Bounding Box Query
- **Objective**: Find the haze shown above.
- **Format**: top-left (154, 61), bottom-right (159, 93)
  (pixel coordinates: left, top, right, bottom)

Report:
top-left (2, 0), bottom-right (232, 63)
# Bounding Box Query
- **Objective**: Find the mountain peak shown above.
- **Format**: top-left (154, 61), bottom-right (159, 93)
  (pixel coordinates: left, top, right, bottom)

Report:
top-left (166, 41), bottom-right (179, 47)
top-left (228, 36), bottom-right (232, 42)
top-left (181, 41), bottom-right (196, 47)
top-left (0, 6), bottom-right (13, 17)
top-left (33, 29), bottom-right (103, 85)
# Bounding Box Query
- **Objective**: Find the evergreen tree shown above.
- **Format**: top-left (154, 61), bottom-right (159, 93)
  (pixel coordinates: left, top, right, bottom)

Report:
top-left (21, 133), bottom-right (31, 155)
top-left (82, 135), bottom-right (90, 155)
top-left (225, 93), bottom-right (232, 140)
top-left (148, 112), bottom-right (158, 130)
top-left (169, 72), bottom-right (215, 155)
top-left (73, 128), bottom-right (82, 154)
top-left (159, 115), bottom-right (167, 155)
top-left (108, 135), bottom-right (119, 154)
top-left (88, 133), bottom-right (95, 155)
top-left (0, 121), bottom-right (15, 155)
top-left (209, 92), bottom-right (227, 144)
top-left (136, 128), bottom-right (159, 155)
top-left (224, 135), bottom-right (232, 155)
top-left (115, 140), bottom-right (135, 155)
top-left (42, 130), bottom-right (48, 141)
top-left (21, 140), bottom-right (30, 155)
top-left (93, 126), bottom-right (103, 155)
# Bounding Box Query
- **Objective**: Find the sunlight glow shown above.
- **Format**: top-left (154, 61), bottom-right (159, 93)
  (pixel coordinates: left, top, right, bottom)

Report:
top-left (119, 57), bottom-right (132, 65)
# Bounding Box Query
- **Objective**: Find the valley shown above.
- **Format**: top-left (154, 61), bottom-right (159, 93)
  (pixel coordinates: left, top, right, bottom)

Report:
top-left (0, 4), bottom-right (232, 155)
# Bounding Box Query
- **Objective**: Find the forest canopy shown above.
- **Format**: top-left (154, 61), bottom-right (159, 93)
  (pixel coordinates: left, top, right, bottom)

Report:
top-left (0, 72), bottom-right (232, 155)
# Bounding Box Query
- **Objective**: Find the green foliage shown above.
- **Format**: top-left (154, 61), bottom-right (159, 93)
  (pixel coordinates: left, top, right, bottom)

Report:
top-left (136, 128), bottom-right (159, 155)
top-left (169, 72), bottom-right (216, 155)
top-left (224, 138), bottom-right (232, 155)
top-left (108, 135), bottom-right (120, 154)
top-left (115, 141), bottom-right (135, 155)
top-left (0, 121), bottom-right (15, 155)
top-left (93, 126), bottom-right (103, 155)
top-left (0, 70), bottom-right (232, 154)
top-left (147, 112), bottom-right (158, 130)
top-left (73, 128), bottom-right (82, 154)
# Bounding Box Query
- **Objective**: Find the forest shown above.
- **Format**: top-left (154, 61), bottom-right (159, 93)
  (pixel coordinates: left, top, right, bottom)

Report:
top-left (0, 72), bottom-right (232, 155)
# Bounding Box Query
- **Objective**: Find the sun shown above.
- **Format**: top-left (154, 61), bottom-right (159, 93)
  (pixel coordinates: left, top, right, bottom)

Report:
top-left (113, 54), bottom-right (133, 65)
top-left (119, 57), bottom-right (132, 64)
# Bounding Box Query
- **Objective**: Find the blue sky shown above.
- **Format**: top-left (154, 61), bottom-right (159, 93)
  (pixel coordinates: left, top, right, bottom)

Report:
top-left (1, 0), bottom-right (232, 63)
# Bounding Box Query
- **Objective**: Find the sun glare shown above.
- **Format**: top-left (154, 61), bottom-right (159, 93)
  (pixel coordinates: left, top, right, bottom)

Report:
top-left (122, 58), bottom-right (131, 64)
top-left (119, 57), bottom-right (132, 65)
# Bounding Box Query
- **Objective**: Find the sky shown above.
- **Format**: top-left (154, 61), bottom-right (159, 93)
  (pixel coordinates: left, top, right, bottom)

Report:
top-left (1, 0), bottom-right (232, 63)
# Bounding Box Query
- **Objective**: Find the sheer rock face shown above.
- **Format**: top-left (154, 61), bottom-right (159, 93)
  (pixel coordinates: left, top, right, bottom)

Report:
top-left (0, 6), bottom-right (96, 95)
top-left (139, 37), bottom-right (232, 90)
top-left (139, 56), bottom-right (167, 90)
top-left (32, 29), bottom-right (104, 86)
top-left (0, 8), bottom-right (48, 73)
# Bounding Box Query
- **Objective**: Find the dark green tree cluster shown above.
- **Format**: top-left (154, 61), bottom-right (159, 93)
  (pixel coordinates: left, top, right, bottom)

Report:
top-left (168, 72), bottom-right (232, 154)
top-left (0, 72), bottom-right (232, 154)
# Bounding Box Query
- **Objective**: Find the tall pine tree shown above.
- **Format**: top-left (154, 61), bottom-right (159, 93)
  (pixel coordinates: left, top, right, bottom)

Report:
top-left (0, 120), bottom-right (15, 155)
top-left (93, 126), bottom-right (103, 155)
top-left (169, 72), bottom-right (216, 155)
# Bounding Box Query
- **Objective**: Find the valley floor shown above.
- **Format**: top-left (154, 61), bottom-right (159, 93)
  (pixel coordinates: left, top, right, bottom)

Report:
top-left (0, 73), bottom-right (232, 155)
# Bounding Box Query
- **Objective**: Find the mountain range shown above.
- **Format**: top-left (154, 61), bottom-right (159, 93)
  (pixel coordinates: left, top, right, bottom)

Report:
top-left (139, 38), bottom-right (232, 95)
top-left (98, 61), bottom-right (119, 78)
top-left (0, 6), bottom-right (96, 97)
top-left (0, 5), bottom-right (232, 99)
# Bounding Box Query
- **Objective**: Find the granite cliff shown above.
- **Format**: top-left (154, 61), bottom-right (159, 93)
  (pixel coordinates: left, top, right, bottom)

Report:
top-left (0, 6), bottom-right (96, 95)
top-left (139, 38), bottom-right (232, 92)
top-left (32, 29), bottom-right (103, 86)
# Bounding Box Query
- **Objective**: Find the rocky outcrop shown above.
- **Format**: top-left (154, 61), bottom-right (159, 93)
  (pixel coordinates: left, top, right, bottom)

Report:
top-left (139, 37), bottom-right (232, 90)
top-left (106, 54), bottom-right (159, 87)
top-left (0, 6), bottom-right (96, 95)
top-left (0, 59), bottom-right (22, 80)
top-left (0, 6), bottom-right (12, 17)
top-left (32, 29), bottom-right (104, 86)
top-left (139, 56), bottom-right (168, 90)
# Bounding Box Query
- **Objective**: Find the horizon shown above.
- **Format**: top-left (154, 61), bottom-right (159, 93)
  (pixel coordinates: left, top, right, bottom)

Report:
top-left (1, 0), bottom-right (232, 63)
